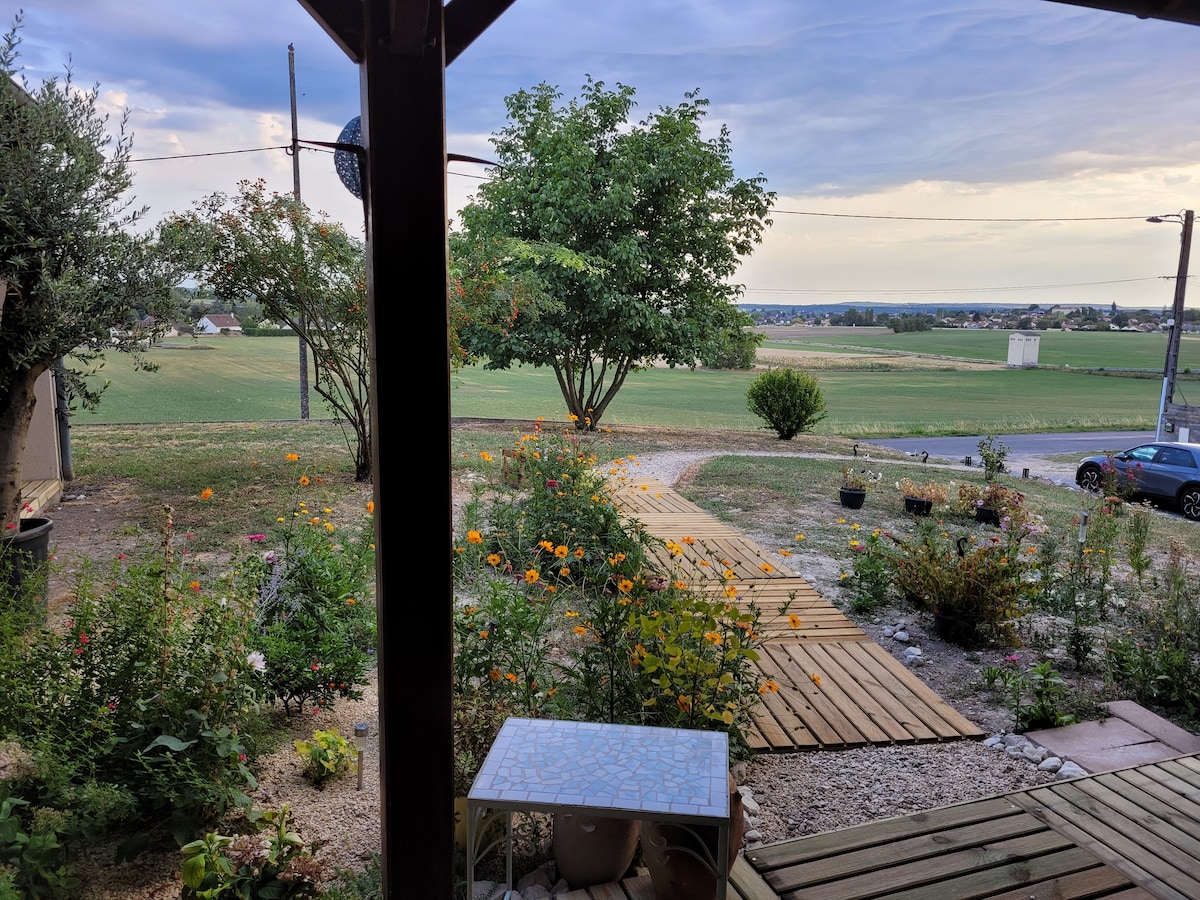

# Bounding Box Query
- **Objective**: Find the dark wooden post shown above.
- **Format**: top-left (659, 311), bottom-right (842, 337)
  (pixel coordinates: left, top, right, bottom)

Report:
top-left (361, 2), bottom-right (453, 897)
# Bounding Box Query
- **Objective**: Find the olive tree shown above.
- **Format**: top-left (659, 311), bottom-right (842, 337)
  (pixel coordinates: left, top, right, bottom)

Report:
top-left (1, 19), bottom-right (172, 530)
top-left (456, 78), bottom-right (774, 430)
top-left (159, 179), bottom-right (372, 481)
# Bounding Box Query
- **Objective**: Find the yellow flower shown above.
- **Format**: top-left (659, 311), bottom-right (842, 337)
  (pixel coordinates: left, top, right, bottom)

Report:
top-left (567, 413), bottom-right (578, 421)
top-left (723, 569), bottom-right (736, 580)
top-left (539, 540), bottom-right (555, 552)
top-left (704, 631), bottom-right (722, 645)
top-left (676, 694), bottom-right (693, 713)
top-left (673, 580), bottom-right (688, 590)
top-left (850, 523), bottom-right (861, 531)
top-left (324, 522), bottom-right (335, 532)
top-left (479, 451), bottom-right (494, 462)
top-left (276, 517), bottom-right (284, 522)
top-left (810, 673), bottom-right (821, 687)
top-left (778, 549), bottom-right (793, 557)
top-left (524, 569), bottom-right (540, 584)
top-left (723, 585), bottom-right (738, 599)
top-left (467, 530), bottom-right (483, 545)
top-left (617, 578), bottom-right (634, 593)
top-left (837, 518), bottom-right (846, 525)
top-left (795, 533), bottom-right (805, 541)
top-left (486, 553), bottom-right (501, 566)
top-left (285, 453), bottom-right (299, 461)
top-left (759, 562), bottom-right (775, 574)
top-left (665, 540), bottom-right (683, 556)
top-left (564, 610), bottom-right (579, 618)
top-left (554, 545), bottom-right (568, 558)
top-left (299, 476), bottom-right (310, 486)
top-left (789, 614), bottom-right (802, 629)
top-left (199, 488), bottom-right (214, 500)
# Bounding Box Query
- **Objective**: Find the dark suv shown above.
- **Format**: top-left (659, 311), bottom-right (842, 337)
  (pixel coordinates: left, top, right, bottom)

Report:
top-left (1075, 441), bottom-right (1200, 520)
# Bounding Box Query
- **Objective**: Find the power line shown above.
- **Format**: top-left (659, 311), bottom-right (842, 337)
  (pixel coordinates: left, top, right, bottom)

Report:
top-left (771, 209), bottom-right (1150, 222)
top-left (130, 145), bottom-right (291, 162)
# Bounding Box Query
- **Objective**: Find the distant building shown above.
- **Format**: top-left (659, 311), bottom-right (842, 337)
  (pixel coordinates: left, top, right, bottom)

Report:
top-left (1007, 331), bottom-right (1040, 368)
top-left (195, 314), bottom-right (242, 335)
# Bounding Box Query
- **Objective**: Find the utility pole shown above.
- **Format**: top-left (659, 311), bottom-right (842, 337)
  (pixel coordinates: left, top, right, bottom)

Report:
top-left (1150, 209), bottom-right (1193, 440)
top-left (289, 43), bottom-right (311, 419)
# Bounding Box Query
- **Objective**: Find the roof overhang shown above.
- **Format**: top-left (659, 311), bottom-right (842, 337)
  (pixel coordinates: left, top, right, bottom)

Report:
top-left (1044, 0), bottom-right (1200, 26)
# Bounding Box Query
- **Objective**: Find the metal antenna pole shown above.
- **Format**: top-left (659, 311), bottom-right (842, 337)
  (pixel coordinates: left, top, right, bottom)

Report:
top-left (289, 43), bottom-right (311, 420)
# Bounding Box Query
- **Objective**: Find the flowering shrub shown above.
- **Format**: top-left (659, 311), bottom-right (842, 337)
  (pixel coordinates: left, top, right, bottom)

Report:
top-left (839, 529), bottom-right (894, 613)
top-left (887, 521), bottom-right (1038, 645)
top-left (841, 465), bottom-right (881, 492)
top-left (250, 498), bottom-right (377, 716)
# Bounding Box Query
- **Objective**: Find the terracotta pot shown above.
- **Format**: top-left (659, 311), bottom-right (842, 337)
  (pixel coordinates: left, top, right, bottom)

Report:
top-left (640, 773), bottom-right (743, 900)
top-left (551, 812), bottom-right (639, 889)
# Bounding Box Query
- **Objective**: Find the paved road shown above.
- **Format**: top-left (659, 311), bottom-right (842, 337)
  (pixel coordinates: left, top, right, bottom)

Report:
top-left (865, 431), bottom-right (1158, 484)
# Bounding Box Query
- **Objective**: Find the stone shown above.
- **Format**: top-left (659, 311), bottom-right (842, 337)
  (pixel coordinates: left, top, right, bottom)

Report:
top-left (1038, 756), bottom-right (1063, 772)
top-left (1057, 761), bottom-right (1089, 779)
top-left (982, 735), bottom-right (1003, 748)
top-left (894, 630), bottom-right (910, 642)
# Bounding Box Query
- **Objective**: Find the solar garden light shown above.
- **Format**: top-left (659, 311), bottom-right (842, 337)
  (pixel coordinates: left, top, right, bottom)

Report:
top-left (354, 723), bottom-right (369, 790)
top-left (1077, 510), bottom-right (1089, 546)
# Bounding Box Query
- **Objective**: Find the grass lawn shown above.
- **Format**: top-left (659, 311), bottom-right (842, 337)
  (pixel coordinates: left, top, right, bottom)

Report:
top-left (72, 332), bottom-right (1177, 437)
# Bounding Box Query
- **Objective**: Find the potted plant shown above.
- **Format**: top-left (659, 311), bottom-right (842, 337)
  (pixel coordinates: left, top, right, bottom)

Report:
top-left (839, 465), bottom-right (879, 509)
top-left (896, 477), bottom-right (948, 517)
top-left (955, 482), bottom-right (1028, 529)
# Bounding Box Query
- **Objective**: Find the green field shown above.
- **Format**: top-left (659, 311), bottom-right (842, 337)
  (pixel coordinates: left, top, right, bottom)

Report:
top-left (74, 333), bottom-right (1171, 436)
top-left (762, 328), bottom-right (1200, 371)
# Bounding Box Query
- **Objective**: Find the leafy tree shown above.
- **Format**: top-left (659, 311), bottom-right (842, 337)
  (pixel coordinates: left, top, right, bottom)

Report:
top-left (746, 367), bottom-right (827, 440)
top-left (456, 78), bottom-right (774, 430)
top-left (700, 313), bottom-right (762, 370)
top-left (159, 179), bottom-right (372, 481)
top-left (0, 19), bottom-right (173, 529)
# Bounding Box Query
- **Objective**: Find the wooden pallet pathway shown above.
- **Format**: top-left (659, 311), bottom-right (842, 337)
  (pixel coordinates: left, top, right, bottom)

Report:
top-left (610, 476), bottom-right (984, 753)
top-left (741, 753), bottom-right (1200, 899)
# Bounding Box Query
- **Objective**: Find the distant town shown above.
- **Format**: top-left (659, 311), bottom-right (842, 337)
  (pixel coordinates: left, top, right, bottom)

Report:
top-left (741, 302), bottom-right (1199, 333)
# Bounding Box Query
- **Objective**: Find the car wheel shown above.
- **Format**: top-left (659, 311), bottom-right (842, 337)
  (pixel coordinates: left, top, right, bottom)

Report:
top-left (1180, 486), bottom-right (1200, 521)
top-left (1077, 464), bottom-right (1103, 493)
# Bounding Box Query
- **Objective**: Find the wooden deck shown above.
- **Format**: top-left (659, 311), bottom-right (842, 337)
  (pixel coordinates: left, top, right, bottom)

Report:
top-left (611, 475), bottom-right (984, 753)
top-left (742, 753), bottom-right (1200, 900)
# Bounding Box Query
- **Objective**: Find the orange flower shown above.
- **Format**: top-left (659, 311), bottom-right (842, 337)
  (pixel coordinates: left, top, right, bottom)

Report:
top-left (467, 530), bottom-right (483, 545)
top-left (190, 581), bottom-right (201, 592)
top-left (573, 625), bottom-right (587, 635)
top-left (810, 673), bottom-right (822, 687)
top-left (788, 614), bottom-right (802, 629)
top-left (682, 536), bottom-right (695, 545)
top-left (487, 553), bottom-right (501, 566)
top-left (554, 545), bottom-right (568, 558)
top-left (285, 453), bottom-right (300, 461)
top-left (366, 501), bottom-right (375, 514)
top-left (758, 680), bottom-right (780, 694)
top-left (759, 562), bottom-right (775, 574)
top-left (524, 569), bottom-right (540, 584)
top-left (299, 476), bottom-right (310, 486)
top-left (505, 672), bottom-right (518, 683)
top-left (617, 578), bottom-right (634, 593)
top-left (673, 580), bottom-right (688, 590)
top-left (479, 451), bottom-right (494, 462)
top-left (488, 668), bottom-right (501, 681)
top-left (559, 566), bottom-right (570, 577)
top-left (573, 547), bottom-right (585, 559)
top-left (676, 694), bottom-right (693, 713)
top-left (199, 488), bottom-right (214, 500)
top-left (704, 631), bottom-right (722, 645)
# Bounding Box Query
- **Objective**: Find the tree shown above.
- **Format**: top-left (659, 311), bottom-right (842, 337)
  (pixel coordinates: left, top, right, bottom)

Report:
top-left (746, 367), bottom-right (827, 440)
top-left (700, 313), bottom-right (763, 370)
top-left (456, 78), bottom-right (774, 430)
top-left (159, 179), bottom-right (372, 481)
top-left (1, 19), bottom-right (172, 530)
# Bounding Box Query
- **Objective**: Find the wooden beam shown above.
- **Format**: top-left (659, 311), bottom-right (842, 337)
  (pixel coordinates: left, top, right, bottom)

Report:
top-left (359, 1), bottom-right (454, 896)
top-left (1043, 0), bottom-right (1200, 26)
top-left (295, 0), bottom-right (365, 62)
top-left (445, 0), bottom-right (519, 64)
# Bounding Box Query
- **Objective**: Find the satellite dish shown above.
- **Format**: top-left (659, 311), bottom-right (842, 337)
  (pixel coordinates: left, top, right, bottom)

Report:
top-left (335, 116), bottom-right (363, 198)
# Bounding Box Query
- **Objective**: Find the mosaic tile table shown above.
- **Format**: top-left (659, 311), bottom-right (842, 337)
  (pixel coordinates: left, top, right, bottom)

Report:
top-left (467, 717), bottom-right (732, 898)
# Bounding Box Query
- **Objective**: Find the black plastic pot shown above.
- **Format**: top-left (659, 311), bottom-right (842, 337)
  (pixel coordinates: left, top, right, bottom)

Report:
top-left (2, 517), bottom-right (53, 622)
top-left (903, 497), bottom-right (933, 516)
top-left (839, 488), bottom-right (866, 510)
top-left (975, 506), bottom-right (1001, 526)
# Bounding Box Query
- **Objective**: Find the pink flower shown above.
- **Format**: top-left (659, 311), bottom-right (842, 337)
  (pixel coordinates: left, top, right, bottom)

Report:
top-left (1005, 653), bottom-right (1021, 663)
top-left (247, 534), bottom-right (266, 542)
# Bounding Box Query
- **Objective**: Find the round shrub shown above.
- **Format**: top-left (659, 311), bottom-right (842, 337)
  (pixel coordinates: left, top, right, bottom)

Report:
top-left (746, 367), bottom-right (827, 440)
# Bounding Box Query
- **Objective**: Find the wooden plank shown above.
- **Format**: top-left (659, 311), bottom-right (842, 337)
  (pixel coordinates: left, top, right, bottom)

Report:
top-left (1017, 784), bottom-right (1200, 900)
top-left (807, 641), bottom-right (930, 742)
top-left (854, 642), bottom-right (984, 739)
top-left (983, 859), bottom-right (1152, 900)
top-left (729, 854), bottom-right (778, 900)
top-left (619, 872), bottom-right (656, 900)
top-left (1085, 773), bottom-right (1200, 849)
top-left (769, 813), bottom-right (1054, 888)
top-left (746, 797), bottom-right (1026, 870)
top-left (1156, 756), bottom-right (1200, 788)
top-left (771, 642), bottom-right (894, 744)
top-left (752, 678), bottom-right (828, 748)
top-left (772, 831), bottom-right (1076, 900)
top-left (758, 643), bottom-right (872, 747)
top-left (1112, 768), bottom-right (1200, 824)
top-left (586, 881), bottom-right (633, 899)
top-left (882, 847), bottom-right (1121, 900)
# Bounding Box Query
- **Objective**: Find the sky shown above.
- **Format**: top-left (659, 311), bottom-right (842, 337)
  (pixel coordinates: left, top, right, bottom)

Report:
top-left (10, 1), bottom-right (1200, 310)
